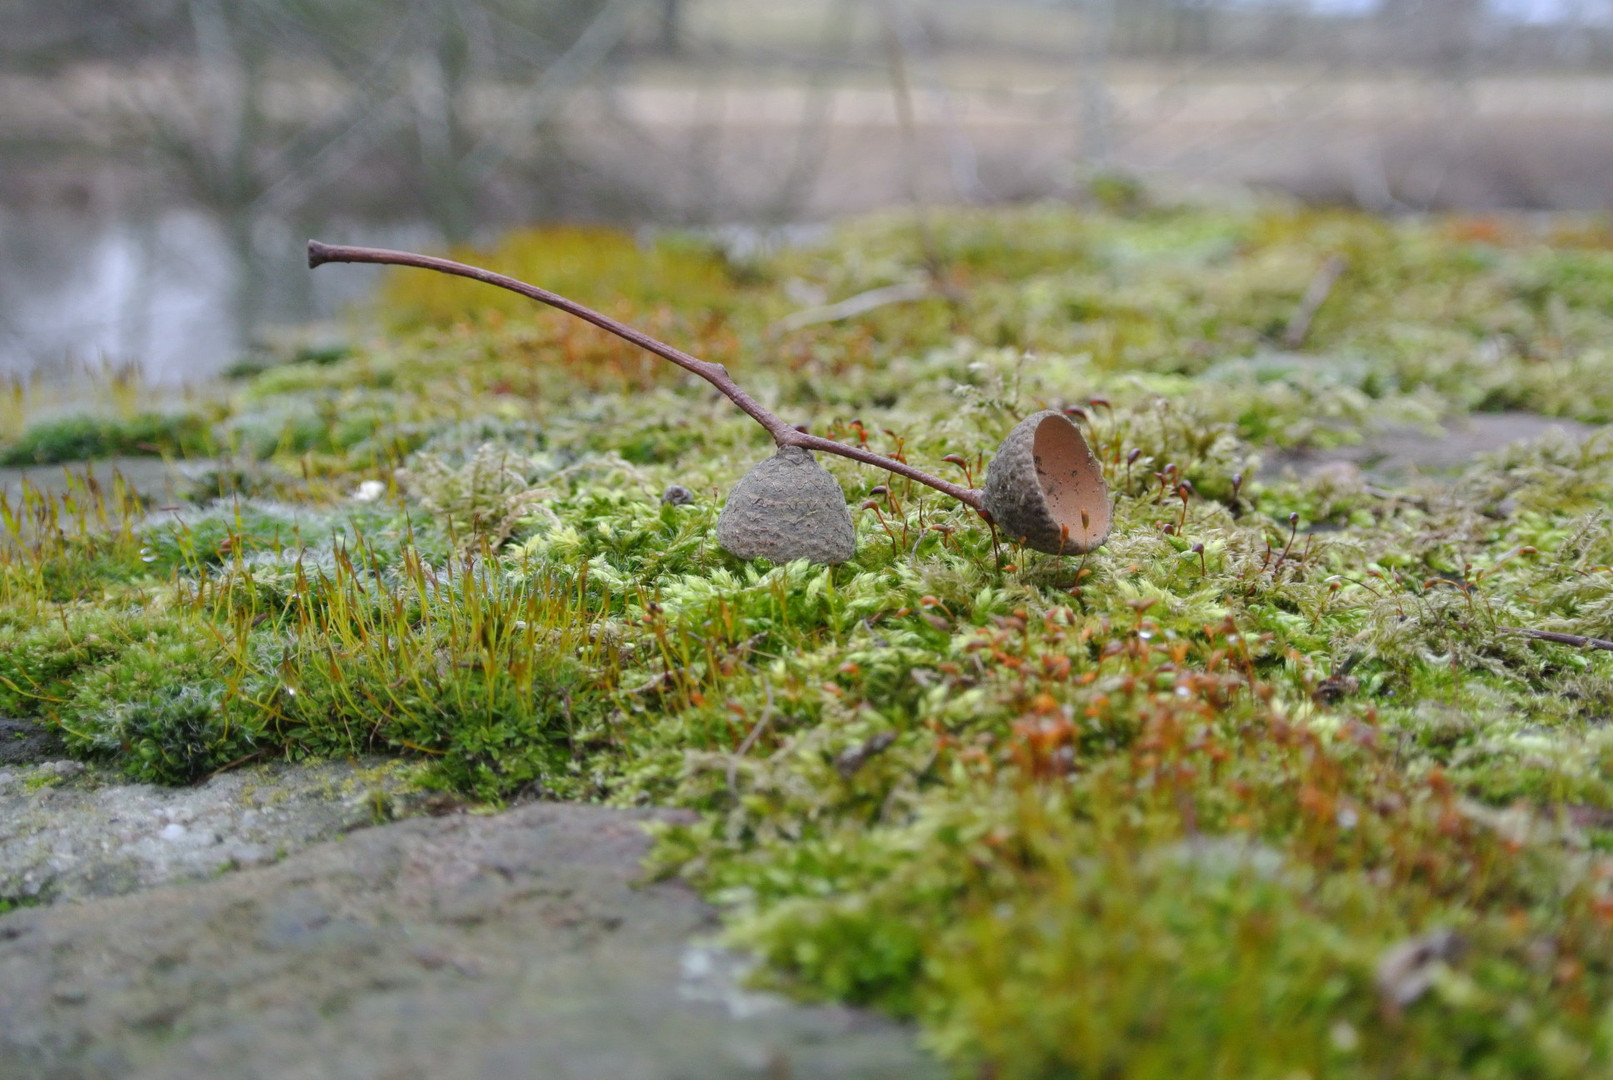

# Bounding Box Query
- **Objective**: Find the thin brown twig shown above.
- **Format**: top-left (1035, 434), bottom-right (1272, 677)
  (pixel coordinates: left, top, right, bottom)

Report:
top-left (773, 280), bottom-right (934, 334)
top-left (1282, 254), bottom-right (1347, 349)
top-left (1499, 626), bottom-right (1613, 653)
top-left (201, 749), bottom-right (266, 783)
top-left (308, 241), bottom-right (984, 511)
top-left (880, 1), bottom-right (945, 286)
top-left (726, 680), bottom-right (775, 798)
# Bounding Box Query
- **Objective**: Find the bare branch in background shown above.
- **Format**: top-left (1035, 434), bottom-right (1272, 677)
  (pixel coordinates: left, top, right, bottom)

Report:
top-left (458, 0), bottom-right (645, 185)
top-left (1079, 0), bottom-right (1115, 169)
top-left (1282, 254), bottom-right (1347, 350)
top-left (880, 1), bottom-right (946, 285)
top-left (883, 0), bottom-right (986, 203)
top-left (774, 280), bottom-right (935, 334)
top-left (9, 0), bottom-right (1613, 381)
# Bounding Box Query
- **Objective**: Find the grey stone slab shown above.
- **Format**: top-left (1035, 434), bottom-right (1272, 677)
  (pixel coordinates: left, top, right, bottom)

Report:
top-left (1266, 412), bottom-right (1597, 484)
top-left (0, 758), bottom-right (421, 904)
top-left (0, 719), bottom-right (66, 768)
top-left (0, 802), bottom-right (939, 1080)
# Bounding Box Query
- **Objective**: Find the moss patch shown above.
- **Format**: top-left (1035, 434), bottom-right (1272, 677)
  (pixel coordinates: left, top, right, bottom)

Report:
top-left (9, 206), bottom-right (1613, 1076)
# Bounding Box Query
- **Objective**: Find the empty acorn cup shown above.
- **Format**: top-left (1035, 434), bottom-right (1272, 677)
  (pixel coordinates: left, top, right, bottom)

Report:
top-left (716, 446), bottom-right (857, 565)
top-left (981, 409), bottom-right (1112, 555)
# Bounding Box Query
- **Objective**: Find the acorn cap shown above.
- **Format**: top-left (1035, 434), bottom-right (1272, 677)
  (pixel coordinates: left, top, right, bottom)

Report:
top-left (981, 410), bottom-right (1112, 555)
top-left (716, 446), bottom-right (857, 565)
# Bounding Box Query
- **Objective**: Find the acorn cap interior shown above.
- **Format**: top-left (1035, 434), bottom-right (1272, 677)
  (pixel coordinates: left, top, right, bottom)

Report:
top-left (1031, 412), bottom-right (1111, 551)
top-left (980, 410), bottom-right (1112, 556)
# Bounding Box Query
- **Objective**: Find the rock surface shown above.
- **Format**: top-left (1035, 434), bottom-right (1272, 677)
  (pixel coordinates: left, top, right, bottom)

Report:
top-left (0, 801), bottom-right (939, 1080)
top-left (1267, 413), bottom-right (1596, 483)
top-left (0, 457), bottom-right (194, 505)
top-left (0, 757), bottom-right (423, 904)
top-left (0, 718), bottom-right (67, 767)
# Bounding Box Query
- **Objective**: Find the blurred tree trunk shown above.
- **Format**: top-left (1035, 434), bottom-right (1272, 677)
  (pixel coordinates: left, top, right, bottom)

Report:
top-left (1079, 0), bottom-right (1114, 167)
top-left (1377, 0), bottom-right (1483, 71)
top-left (1114, 0), bottom-right (1210, 57)
top-left (185, 0), bottom-right (268, 345)
top-left (658, 0), bottom-right (683, 56)
top-left (408, 7), bottom-right (477, 245)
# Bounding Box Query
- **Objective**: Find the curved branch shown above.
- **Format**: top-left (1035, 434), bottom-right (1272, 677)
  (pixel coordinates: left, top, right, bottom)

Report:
top-left (307, 240), bottom-right (986, 512)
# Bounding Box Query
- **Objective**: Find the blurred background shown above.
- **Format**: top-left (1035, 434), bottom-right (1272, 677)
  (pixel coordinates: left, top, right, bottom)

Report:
top-left (3, 0), bottom-right (1611, 386)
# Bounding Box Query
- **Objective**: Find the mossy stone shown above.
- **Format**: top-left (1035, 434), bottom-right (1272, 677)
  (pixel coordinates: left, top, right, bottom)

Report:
top-left (981, 410), bottom-right (1112, 555)
top-left (716, 447), bottom-right (856, 565)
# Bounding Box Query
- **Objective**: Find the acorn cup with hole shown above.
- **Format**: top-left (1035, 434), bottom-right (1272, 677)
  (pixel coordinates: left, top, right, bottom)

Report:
top-left (980, 409), bottom-right (1112, 555)
top-left (716, 446), bottom-right (856, 565)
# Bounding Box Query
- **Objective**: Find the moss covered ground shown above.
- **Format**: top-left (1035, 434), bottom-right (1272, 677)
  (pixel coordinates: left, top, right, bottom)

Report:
top-left (7, 202), bottom-right (1613, 1077)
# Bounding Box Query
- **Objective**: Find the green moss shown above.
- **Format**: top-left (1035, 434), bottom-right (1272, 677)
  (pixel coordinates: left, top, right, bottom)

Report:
top-left (0, 410), bottom-right (215, 465)
top-left (0, 608), bottom-right (131, 717)
top-left (377, 225), bottom-right (741, 331)
top-left (12, 201), bottom-right (1613, 1076)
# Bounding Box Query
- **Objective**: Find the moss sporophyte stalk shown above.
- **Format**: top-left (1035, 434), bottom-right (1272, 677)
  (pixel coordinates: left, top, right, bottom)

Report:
top-left (9, 204), bottom-right (1613, 1077)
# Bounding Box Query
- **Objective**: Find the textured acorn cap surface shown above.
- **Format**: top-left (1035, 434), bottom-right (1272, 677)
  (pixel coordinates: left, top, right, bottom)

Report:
top-left (716, 446), bottom-right (856, 565)
top-left (981, 410), bottom-right (1112, 555)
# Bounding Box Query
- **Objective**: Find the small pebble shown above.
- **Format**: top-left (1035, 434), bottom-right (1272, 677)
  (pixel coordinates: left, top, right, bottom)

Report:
top-left (660, 485), bottom-right (695, 506)
top-left (36, 761), bottom-right (85, 779)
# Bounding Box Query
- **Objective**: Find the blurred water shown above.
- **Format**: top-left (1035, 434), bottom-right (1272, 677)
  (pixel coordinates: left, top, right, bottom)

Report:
top-left (0, 207), bottom-right (434, 386)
